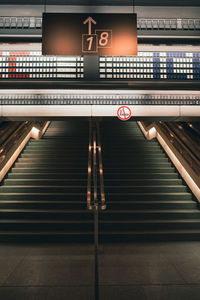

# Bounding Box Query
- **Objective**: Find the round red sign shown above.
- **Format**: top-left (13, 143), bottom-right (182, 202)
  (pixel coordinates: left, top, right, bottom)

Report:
top-left (117, 106), bottom-right (132, 121)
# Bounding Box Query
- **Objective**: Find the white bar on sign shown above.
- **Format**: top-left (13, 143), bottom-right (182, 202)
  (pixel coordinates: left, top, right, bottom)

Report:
top-left (2, 105), bottom-right (91, 117)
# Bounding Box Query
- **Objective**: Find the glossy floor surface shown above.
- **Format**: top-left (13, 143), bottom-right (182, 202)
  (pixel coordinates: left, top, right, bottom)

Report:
top-left (1, 242), bottom-right (200, 300)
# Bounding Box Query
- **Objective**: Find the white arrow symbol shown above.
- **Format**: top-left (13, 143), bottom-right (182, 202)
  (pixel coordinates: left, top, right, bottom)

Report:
top-left (83, 16), bottom-right (97, 35)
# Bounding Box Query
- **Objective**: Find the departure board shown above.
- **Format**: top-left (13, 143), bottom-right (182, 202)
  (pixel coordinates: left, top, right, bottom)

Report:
top-left (0, 50), bottom-right (199, 81)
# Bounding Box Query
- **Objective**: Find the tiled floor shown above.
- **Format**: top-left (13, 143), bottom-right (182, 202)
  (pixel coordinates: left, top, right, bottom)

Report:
top-left (1, 242), bottom-right (200, 299)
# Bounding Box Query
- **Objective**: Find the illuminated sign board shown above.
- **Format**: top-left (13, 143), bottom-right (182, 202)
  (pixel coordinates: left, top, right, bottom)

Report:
top-left (42, 13), bottom-right (137, 56)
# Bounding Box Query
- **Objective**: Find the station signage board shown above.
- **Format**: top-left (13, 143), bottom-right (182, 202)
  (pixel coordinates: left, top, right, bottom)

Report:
top-left (42, 13), bottom-right (137, 56)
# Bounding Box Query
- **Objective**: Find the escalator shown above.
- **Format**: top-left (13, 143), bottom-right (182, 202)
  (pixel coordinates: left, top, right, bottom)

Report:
top-left (0, 120), bottom-right (93, 241)
top-left (100, 121), bottom-right (200, 241)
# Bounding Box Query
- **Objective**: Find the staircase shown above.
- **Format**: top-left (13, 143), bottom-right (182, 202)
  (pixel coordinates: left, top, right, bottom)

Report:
top-left (0, 121), bottom-right (93, 241)
top-left (0, 120), bottom-right (200, 242)
top-left (100, 120), bottom-right (200, 241)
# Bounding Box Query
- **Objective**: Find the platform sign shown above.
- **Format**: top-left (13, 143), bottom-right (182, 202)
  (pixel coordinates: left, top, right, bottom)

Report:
top-left (42, 13), bottom-right (137, 56)
top-left (117, 106), bottom-right (132, 121)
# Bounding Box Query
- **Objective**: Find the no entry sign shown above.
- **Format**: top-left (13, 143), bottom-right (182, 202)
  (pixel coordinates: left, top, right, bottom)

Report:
top-left (117, 106), bottom-right (132, 121)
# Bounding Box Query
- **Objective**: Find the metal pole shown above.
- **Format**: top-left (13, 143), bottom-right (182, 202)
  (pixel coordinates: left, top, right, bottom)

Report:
top-left (87, 120), bottom-right (92, 210)
top-left (94, 203), bottom-right (99, 300)
top-left (96, 122), bottom-right (106, 210)
top-left (92, 122), bottom-right (99, 300)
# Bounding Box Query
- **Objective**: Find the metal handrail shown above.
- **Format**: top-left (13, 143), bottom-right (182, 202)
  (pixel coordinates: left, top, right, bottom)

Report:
top-left (92, 121), bottom-right (99, 300)
top-left (87, 120), bottom-right (92, 210)
top-left (96, 122), bottom-right (106, 210)
top-left (86, 120), bottom-right (105, 300)
top-left (93, 123), bottom-right (98, 206)
top-left (87, 120), bottom-right (106, 210)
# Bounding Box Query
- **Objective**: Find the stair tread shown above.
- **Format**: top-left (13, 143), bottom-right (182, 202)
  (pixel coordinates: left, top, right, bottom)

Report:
top-left (108, 200), bottom-right (196, 204)
top-left (100, 219), bottom-right (200, 223)
top-left (0, 200), bottom-right (195, 204)
top-left (0, 209), bottom-right (90, 213)
top-left (0, 192), bottom-right (191, 196)
top-left (104, 179), bottom-right (181, 182)
top-left (0, 193), bottom-right (86, 196)
top-left (0, 219), bottom-right (92, 223)
top-left (5, 179), bottom-right (87, 182)
top-left (101, 229), bottom-right (200, 235)
top-left (0, 229), bottom-right (200, 236)
top-left (9, 173), bottom-right (87, 175)
top-left (0, 184), bottom-right (186, 189)
top-left (0, 185), bottom-right (86, 188)
top-left (102, 209), bottom-right (200, 213)
top-left (106, 192), bottom-right (191, 195)
top-left (12, 167), bottom-right (87, 170)
top-left (0, 209), bottom-right (199, 214)
top-left (0, 231), bottom-right (92, 235)
top-left (0, 201), bottom-right (84, 204)
top-left (2, 185), bottom-right (184, 187)
top-left (1, 219), bottom-right (200, 224)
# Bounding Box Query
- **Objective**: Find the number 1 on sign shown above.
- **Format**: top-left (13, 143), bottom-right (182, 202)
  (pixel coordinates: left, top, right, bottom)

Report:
top-left (87, 36), bottom-right (93, 51)
top-left (82, 34), bottom-right (97, 52)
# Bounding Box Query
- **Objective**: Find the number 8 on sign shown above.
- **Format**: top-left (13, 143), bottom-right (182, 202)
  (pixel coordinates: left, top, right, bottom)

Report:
top-left (96, 30), bottom-right (112, 48)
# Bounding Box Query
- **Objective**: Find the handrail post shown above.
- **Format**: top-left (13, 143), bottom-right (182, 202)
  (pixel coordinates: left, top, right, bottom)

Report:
top-left (87, 119), bottom-right (105, 300)
top-left (87, 120), bottom-right (106, 210)
top-left (93, 123), bottom-right (98, 206)
top-left (94, 201), bottom-right (99, 300)
top-left (96, 121), bottom-right (106, 210)
top-left (92, 121), bottom-right (99, 300)
top-left (87, 119), bottom-right (92, 210)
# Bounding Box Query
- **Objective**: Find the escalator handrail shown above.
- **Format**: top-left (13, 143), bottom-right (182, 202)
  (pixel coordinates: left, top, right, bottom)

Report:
top-left (0, 120), bottom-right (48, 165)
top-left (0, 121), bottom-right (21, 145)
top-left (96, 122), bottom-right (106, 210)
top-left (187, 123), bottom-right (200, 137)
top-left (167, 123), bottom-right (200, 161)
top-left (159, 122), bottom-right (200, 175)
top-left (0, 121), bottom-right (33, 164)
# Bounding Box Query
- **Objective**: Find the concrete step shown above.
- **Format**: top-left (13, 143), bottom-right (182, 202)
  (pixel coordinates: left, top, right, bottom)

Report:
top-left (4, 179), bottom-right (88, 186)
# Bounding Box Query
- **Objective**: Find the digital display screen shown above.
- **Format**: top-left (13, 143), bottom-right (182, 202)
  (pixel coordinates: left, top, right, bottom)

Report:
top-left (42, 13), bottom-right (137, 56)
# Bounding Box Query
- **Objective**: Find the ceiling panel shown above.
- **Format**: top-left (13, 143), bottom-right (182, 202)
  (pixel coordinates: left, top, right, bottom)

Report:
top-left (0, 0), bottom-right (199, 6)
